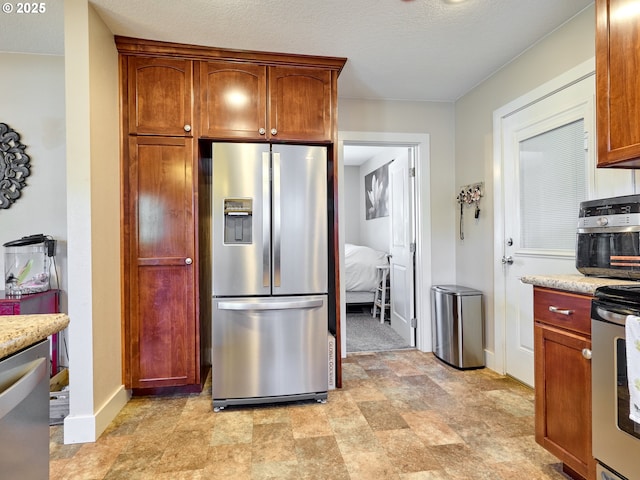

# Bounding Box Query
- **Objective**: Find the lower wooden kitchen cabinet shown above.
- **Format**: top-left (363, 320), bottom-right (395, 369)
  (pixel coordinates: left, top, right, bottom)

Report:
top-left (533, 287), bottom-right (595, 480)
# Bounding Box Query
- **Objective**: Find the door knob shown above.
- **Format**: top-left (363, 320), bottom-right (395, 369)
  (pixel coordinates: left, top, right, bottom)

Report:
top-left (501, 256), bottom-right (513, 265)
top-left (582, 348), bottom-right (592, 360)
top-left (185, 257), bottom-right (193, 265)
top-left (258, 128), bottom-right (266, 135)
top-left (183, 125), bottom-right (191, 132)
top-left (270, 128), bottom-right (277, 136)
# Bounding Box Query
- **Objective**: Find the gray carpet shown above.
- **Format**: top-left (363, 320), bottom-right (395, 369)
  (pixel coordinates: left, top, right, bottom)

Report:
top-left (346, 310), bottom-right (410, 353)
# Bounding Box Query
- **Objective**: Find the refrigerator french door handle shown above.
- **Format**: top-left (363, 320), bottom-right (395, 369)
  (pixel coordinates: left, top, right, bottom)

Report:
top-left (217, 299), bottom-right (324, 311)
top-left (262, 152), bottom-right (271, 288)
top-left (273, 152), bottom-right (281, 288)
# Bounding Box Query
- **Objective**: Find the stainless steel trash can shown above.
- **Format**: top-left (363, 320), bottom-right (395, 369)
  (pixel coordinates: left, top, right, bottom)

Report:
top-left (431, 285), bottom-right (484, 369)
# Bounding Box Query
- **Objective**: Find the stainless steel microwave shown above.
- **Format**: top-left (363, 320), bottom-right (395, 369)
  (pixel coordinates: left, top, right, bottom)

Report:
top-left (576, 195), bottom-right (640, 280)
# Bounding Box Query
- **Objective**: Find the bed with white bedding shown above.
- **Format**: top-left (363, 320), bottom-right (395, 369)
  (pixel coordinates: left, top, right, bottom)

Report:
top-left (344, 243), bottom-right (389, 305)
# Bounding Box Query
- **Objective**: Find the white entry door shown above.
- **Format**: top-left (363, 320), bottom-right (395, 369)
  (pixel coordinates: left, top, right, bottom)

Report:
top-left (389, 148), bottom-right (416, 346)
top-left (500, 76), bottom-right (594, 386)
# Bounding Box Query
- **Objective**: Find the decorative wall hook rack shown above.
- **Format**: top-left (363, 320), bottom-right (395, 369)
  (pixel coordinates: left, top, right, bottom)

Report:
top-left (456, 181), bottom-right (484, 240)
top-left (456, 182), bottom-right (484, 206)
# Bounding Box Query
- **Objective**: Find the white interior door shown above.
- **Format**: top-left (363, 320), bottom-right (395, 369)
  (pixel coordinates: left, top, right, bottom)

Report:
top-left (501, 76), bottom-right (594, 386)
top-left (389, 148), bottom-right (415, 347)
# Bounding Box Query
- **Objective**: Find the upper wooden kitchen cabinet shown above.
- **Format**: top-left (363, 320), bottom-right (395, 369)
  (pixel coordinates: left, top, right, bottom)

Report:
top-left (126, 56), bottom-right (194, 136)
top-left (200, 62), bottom-right (334, 142)
top-left (267, 66), bottom-right (333, 142)
top-left (596, 0), bottom-right (640, 167)
top-left (533, 287), bottom-right (595, 480)
top-left (199, 61), bottom-right (267, 140)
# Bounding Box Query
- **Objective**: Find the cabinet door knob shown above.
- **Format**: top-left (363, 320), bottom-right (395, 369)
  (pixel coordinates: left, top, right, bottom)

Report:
top-left (185, 257), bottom-right (193, 265)
top-left (270, 128), bottom-right (277, 136)
top-left (258, 128), bottom-right (266, 135)
top-left (184, 125), bottom-right (192, 132)
top-left (581, 348), bottom-right (592, 360)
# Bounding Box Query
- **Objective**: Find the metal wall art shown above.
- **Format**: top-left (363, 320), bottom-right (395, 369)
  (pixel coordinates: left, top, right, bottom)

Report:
top-left (0, 122), bottom-right (31, 209)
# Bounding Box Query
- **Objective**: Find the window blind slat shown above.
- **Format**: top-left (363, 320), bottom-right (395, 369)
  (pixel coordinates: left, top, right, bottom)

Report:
top-left (519, 119), bottom-right (586, 250)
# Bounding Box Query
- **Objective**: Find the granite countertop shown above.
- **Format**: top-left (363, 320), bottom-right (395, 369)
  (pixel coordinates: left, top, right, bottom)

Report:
top-left (0, 313), bottom-right (69, 359)
top-left (520, 274), bottom-right (639, 295)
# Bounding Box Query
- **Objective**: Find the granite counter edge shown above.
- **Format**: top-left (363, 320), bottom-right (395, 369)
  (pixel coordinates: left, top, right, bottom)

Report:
top-left (0, 313), bottom-right (70, 360)
top-left (520, 274), bottom-right (639, 296)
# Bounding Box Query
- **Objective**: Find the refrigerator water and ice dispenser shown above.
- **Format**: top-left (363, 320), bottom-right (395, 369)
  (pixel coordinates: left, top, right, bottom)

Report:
top-left (223, 198), bottom-right (252, 244)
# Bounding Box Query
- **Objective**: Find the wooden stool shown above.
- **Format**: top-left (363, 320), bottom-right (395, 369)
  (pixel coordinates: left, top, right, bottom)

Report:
top-left (372, 265), bottom-right (390, 323)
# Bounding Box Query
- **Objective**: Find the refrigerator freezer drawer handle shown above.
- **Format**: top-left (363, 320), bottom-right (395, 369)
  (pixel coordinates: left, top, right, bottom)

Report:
top-left (217, 299), bottom-right (323, 311)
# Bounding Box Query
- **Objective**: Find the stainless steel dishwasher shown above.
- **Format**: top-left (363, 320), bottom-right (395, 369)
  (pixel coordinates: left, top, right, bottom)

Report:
top-left (0, 339), bottom-right (49, 479)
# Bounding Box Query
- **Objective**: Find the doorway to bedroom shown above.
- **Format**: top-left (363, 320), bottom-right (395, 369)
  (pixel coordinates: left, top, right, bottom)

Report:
top-left (342, 143), bottom-right (417, 353)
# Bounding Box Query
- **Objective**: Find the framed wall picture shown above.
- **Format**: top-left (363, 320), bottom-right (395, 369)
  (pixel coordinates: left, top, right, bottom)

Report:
top-left (365, 162), bottom-right (389, 220)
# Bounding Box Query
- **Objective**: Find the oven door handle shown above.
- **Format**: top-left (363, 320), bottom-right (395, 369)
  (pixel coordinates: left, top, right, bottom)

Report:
top-left (595, 306), bottom-right (628, 326)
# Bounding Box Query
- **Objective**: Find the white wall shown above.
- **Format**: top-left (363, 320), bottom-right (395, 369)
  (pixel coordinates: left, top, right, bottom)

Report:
top-left (337, 99), bottom-right (452, 356)
top-left (454, 5), bottom-right (598, 361)
top-left (357, 149), bottom-right (405, 253)
top-left (343, 166), bottom-right (360, 244)
top-left (338, 99), bottom-right (456, 288)
top-left (0, 53), bottom-right (67, 298)
top-left (63, 0), bottom-right (127, 444)
top-left (344, 147), bottom-right (407, 253)
top-left (88, 1), bottom-right (126, 431)
top-left (0, 52), bottom-right (69, 364)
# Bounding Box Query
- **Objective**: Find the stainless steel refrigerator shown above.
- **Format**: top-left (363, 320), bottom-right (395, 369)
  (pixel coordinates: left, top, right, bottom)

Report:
top-left (211, 142), bottom-right (328, 410)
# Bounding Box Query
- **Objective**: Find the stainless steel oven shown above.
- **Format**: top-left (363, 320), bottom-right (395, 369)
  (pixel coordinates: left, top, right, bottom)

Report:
top-left (592, 286), bottom-right (640, 480)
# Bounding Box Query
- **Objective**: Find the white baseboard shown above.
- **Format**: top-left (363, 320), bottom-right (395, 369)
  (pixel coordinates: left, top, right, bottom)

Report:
top-left (484, 349), bottom-right (500, 374)
top-left (63, 385), bottom-right (130, 444)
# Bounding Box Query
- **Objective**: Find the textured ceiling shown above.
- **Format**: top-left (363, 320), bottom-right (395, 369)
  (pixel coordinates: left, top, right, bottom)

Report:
top-left (1, 0), bottom-right (593, 102)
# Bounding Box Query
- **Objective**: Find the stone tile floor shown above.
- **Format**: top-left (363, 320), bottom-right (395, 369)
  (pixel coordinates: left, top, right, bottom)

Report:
top-left (49, 350), bottom-right (572, 479)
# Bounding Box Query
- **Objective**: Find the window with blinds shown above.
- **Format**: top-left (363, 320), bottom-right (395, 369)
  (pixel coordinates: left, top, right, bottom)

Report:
top-left (519, 119), bottom-right (587, 251)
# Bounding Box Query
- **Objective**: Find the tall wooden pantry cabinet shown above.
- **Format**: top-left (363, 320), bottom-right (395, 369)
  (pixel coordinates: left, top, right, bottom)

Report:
top-left (116, 36), bottom-right (347, 393)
